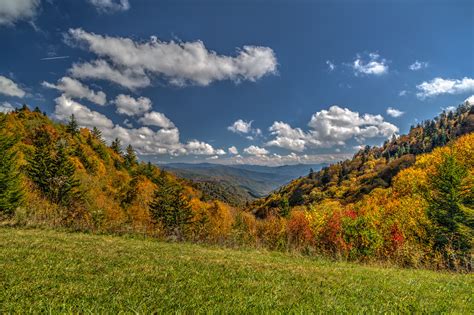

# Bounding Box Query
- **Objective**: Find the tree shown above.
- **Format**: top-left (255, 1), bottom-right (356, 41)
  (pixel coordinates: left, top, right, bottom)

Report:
top-left (124, 144), bottom-right (137, 168)
top-left (149, 177), bottom-right (194, 238)
top-left (91, 127), bottom-right (104, 143)
top-left (111, 138), bottom-right (122, 155)
top-left (28, 139), bottom-right (80, 206)
top-left (0, 118), bottom-right (22, 215)
top-left (279, 197), bottom-right (290, 217)
top-left (66, 114), bottom-right (79, 135)
top-left (426, 152), bottom-right (474, 267)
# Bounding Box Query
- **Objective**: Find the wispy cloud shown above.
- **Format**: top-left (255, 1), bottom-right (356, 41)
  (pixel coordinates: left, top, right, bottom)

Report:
top-left (40, 56), bottom-right (70, 61)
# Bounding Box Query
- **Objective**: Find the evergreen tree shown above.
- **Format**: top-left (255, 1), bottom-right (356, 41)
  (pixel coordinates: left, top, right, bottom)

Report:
top-left (124, 144), bottom-right (137, 168)
top-left (67, 114), bottom-right (79, 135)
top-left (279, 197), bottom-right (290, 217)
top-left (28, 139), bottom-right (80, 206)
top-left (111, 138), bottom-right (122, 155)
top-left (0, 118), bottom-right (23, 215)
top-left (91, 127), bottom-right (104, 143)
top-left (427, 152), bottom-right (474, 267)
top-left (149, 178), bottom-right (194, 238)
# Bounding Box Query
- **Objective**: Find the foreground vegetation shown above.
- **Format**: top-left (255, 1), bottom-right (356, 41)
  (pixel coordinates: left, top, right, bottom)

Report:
top-left (0, 104), bottom-right (473, 270)
top-left (1, 228), bottom-right (472, 313)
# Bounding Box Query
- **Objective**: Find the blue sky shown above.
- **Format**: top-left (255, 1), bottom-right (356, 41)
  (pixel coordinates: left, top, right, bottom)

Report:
top-left (0, 0), bottom-right (473, 165)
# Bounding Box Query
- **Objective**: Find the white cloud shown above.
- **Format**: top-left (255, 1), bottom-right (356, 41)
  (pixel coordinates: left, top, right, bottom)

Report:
top-left (352, 53), bottom-right (388, 76)
top-left (206, 155), bottom-right (219, 160)
top-left (88, 0), bottom-right (130, 13)
top-left (0, 102), bottom-right (15, 113)
top-left (66, 28), bottom-right (277, 89)
top-left (416, 77), bottom-right (474, 99)
top-left (267, 121), bottom-right (307, 152)
top-left (69, 59), bottom-right (151, 90)
top-left (113, 94), bottom-right (152, 116)
top-left (138, 111), bottom-right (175, 129)
top-left (0, 75), bottom-right (25, 97)
top-left (326, 60), bottom-right (335, 71)
top-left (53, 94), bottom-right (114, 129)
top-left (266, 105), bottom-right (398, 151)
top-left (228, 119), bottom-right (252, 134)
top-left (386, 107), bottom-right (404, 118)
top-left (399, 90), bottom-right (407, 96)
top-left (185, 140), bottom-right (226, 156)
top-left (221, 152), bottom-right (352, 167)
top-left (53, 95), bottom-right (224, 157)
top-left (227, 119), bottom-right (262, 140)
top-left (409, 60), bottom-right (428, 71)
top-left (0, 0), bottom-right (40, 26)
top-left (42, 76), bottom-right (106, 105)
top-left (243, 145), bottom-right (269, 156)
top-left (465, 95), bottom-right (474, 105)
top-left (228, 146), bottom-right (238, 155)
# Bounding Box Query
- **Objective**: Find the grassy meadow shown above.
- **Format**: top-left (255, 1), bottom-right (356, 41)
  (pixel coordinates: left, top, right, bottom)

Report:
top-left (0, 227), bottom-right (472, 313)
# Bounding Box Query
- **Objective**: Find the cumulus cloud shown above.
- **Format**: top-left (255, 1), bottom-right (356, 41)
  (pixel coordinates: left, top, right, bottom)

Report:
top-left (409, 60), bottom-right (428, 71)
top-left (0, 0), bottom-right (40, 26)
top-left (0, 75), bottom-right (25, 97)
top-left (267, 121), bottom-right (307, 152)
top-left (0, 102), bottom-right (15, 113)
top-left (228, 146), bottom-right (238, 155)
top-left (416, 77), bottom-right (474, 99)
top-left (243, 145), bottom-right (269, 156)
top-left (221, 152), bottom-right (352, 167)
top-left (66, 28), bottom-right (277, 89)
top-left (185, 140), bottom-right (226, 156)
top-left (352, 53), bottom-right (388, 76)
top-left (227, 119), bottom-right (262, 140)
top-left (69, 59), bottom-right (151, 90)
top-left (386, 107), bottom-right (404, 118)
top-left (42, 76), bottom-right (106, 105)
top-left (53, 95), bottom-right (223, 156)
top-left (228, 119), bottom-right (253, 134)
top-left (138, 111), bottom-right (175, 129)
top-left (53, 94), bottom-right (114, 129)
top-left (88, 0), bottom-right (130, 13)
top-left (113, 94), bottom-right (152, 116)
top-left (266, 105), bottom-right (398, 152)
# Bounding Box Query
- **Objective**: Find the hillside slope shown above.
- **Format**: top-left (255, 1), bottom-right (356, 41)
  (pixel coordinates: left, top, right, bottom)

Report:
top-left (1, 228), bottom-right (472, 313)
top-left (251, 103), bottom-right (474, 217)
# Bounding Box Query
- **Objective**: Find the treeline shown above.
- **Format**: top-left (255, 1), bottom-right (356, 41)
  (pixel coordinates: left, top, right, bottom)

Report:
top-left (0, 104), bottom-right (473, 270)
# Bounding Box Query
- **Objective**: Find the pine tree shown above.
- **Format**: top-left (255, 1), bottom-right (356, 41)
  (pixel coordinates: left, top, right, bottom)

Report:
top-left (0, 118), bottom-right (23, 215)
top-left (427, 152), bottom-right (474, 267)
top-left (67, 114), bottom-right (79, 135)
top-left (149, 177), bottom-right (194, 238)
top-left (124, 144), bottom-right (137, 168)
top-left (91, 127), bottom-right (104, 143)
top-left (111, 138), bottom-right (122, 155)
top-left (28, 139), bottom-right (80, 206)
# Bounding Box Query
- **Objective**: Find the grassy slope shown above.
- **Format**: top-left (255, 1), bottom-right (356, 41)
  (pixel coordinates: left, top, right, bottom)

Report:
top-left (0, 228), bottom-right (472, 313)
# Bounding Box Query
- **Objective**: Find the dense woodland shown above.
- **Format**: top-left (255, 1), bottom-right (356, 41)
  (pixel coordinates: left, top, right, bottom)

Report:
top-left (0, 103), bottom-right (473, 270)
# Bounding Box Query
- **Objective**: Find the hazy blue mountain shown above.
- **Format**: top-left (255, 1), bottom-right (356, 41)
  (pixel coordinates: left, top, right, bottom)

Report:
top-left (160, 163), bottom-right (326, 204)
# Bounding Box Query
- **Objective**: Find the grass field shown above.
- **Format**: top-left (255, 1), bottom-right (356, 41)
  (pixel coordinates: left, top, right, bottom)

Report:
top-left (0, 228), bottom-right (472, 313)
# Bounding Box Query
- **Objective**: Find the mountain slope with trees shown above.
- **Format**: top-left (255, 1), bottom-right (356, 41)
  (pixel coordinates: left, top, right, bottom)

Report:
top-left (0, 103), bottom-right (473, 270)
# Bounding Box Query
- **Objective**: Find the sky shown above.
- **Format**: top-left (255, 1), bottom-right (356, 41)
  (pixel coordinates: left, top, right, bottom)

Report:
top-left (0, 0), bottom-right (473, 166)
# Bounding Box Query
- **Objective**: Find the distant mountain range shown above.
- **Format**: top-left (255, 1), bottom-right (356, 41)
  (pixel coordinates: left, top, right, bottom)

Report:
top-left (160, 163), bottom-right (326, 206)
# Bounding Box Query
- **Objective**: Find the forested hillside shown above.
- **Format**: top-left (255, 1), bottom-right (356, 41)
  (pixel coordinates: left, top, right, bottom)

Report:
top-left (1, 104), bottom-right (473, 270)
top-left (251, 103), bottom-right (474, 217)
top-left (0, 106), bottom-right (234, 241)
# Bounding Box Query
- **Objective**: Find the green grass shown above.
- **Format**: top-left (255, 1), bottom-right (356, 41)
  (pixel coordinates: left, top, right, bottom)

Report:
top-left (0, 228), bottom-right (472, 313)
